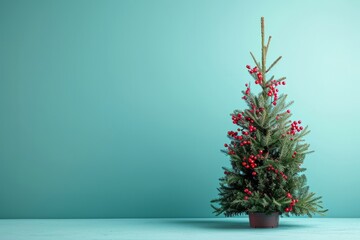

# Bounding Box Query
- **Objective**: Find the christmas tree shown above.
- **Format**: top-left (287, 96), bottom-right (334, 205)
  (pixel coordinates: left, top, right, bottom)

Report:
top-left (210, 17), bottom-right (327, 218)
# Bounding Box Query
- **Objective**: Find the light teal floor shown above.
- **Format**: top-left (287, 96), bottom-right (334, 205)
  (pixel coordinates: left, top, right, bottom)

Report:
top-left (0, 218), bottom-right (359, 240)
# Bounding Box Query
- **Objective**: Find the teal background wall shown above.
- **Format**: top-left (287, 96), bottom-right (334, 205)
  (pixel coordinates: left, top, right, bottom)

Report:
top-left (0, 0), bottom-right (359, 218)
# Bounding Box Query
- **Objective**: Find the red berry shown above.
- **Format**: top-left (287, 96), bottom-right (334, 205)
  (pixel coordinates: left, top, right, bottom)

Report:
top-left (259, 150), bottom-right (263, 154)
top-left (287, 110), bottom-right (291, 113)
top-left (244, 196), bottom-right (249, 200)
top-left (282, 81), bottom-right (286, 85)
top-left (246, 65), bottom-right (251, 69)
top-left (224, 144), bottom-right (228, 147)
top-left (273, 101), bottom-right (277, 106)
top-left (252, 172), bottom-right (257, 176)
top-left (285, 208), bottom-right (290, 212)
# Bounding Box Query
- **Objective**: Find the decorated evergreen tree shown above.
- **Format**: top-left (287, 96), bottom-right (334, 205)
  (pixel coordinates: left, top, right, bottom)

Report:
top-left (210, 17), bottom-right (327, 220)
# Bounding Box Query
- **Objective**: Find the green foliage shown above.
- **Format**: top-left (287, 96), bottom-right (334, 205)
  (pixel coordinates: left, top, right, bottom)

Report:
top-left (210, 19), bottom-right (327, 218)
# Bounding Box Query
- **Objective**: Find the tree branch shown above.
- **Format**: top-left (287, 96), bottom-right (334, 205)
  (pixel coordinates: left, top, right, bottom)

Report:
top-left (265, 36), bottom-right (272, 56)
top-left (277, 77), bottom-right (286, 82)
top-left (250, 51), bottom-right (261, 70)
top-left (266, 56), bottom-right (282, 73)
top-left (261, 17), bottom-right (266, 73)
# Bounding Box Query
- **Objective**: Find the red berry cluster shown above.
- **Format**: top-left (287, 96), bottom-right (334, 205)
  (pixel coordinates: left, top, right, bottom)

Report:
top-left (284, 193), bottom-right (299, 212)
top-left (224, 171), bottom-right (230, 175)
top-left (245, 85), bottom-right (250, 95)
top-left (266, 79), bottom-right (286, 106)
top-left (231, 112), bottom-right (243, 124)
top-left (225, 114), bottom-right (259, 155)
top-left (224, 130), bottom-right (250, 155)
top-left (245, 64), bottom-right (286, 107)
top-left (240, 140), bottom-right (251, 146)
top-left (226, 130), bottom-right (253, 149)
top-left (288, 120), bottom-right (303, 135)
top-left (228, 150), bottom-right (236, 155)
top-left (241, 150), bottom-right (264, 173)
top-left (244, 117), bottom-right (257, 139)
top-left (249, 125), bottom-right (257, 132)
top-left (267, 165), bottom-right (288, 180)
top-left (245, 116), bottom-right (254, 124)
top-left (227, 131), bottom-right (244, 141)
top-left (242, 83), bottom-right (251, 100)
top-left (292, 151), bottom-right (297, 159)
top-left (244, 188), bottom-right (252, 197)
top-left (227, 131), bottom-right (239, 138)
top-left (246, 65), bottom-right (263, 85)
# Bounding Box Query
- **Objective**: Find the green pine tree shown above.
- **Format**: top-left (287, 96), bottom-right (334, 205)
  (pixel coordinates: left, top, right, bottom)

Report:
top-left (210, 17), bottom-right (327, 217)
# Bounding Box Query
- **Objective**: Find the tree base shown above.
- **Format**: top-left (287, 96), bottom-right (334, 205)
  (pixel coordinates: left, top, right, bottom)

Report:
top-left (249, 212), bottom-right (279, 228)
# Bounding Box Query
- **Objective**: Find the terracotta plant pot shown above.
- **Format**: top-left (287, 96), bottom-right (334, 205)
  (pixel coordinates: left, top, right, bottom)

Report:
top-left (248, 212), bottom-right (279, 228)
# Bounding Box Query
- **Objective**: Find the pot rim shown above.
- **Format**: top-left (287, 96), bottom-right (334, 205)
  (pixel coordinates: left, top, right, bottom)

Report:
top-left (248, 211), bottom-right (280, 215)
